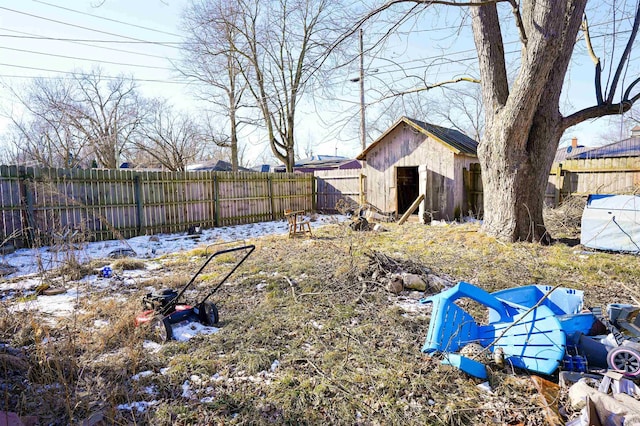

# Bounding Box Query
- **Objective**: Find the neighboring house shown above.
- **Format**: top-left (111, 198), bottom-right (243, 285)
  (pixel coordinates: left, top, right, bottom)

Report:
top-left (555, 128), bottom-right (640, 163)
top-left (566, 135), bottom-right (640, 160)
top-left (547, 128), bottom-right (640, 205)
top-left (187, 160), bottom-right (253, 172)
top-left (270, 155), bottom-right (362, 173)
top-left (356, 116), bottom-right (479, 222)
top-left (553, 137), bottom-right (592, 163)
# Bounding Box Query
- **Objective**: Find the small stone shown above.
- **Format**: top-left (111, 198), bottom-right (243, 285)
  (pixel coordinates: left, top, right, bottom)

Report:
top-left (149, 235), bottom-right (160, 242)
top-left (386, 276), bottom-right (404, 294)
top-left (0, 263), bottom-right (17, 276)
top-left (402, 273), bottom-right (427, 291)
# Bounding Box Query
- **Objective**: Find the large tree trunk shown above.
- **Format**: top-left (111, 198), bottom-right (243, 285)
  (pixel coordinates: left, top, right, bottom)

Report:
top-left (471, 0), bottom-right (587, 242)
top-left (480, 110), bottom-right (563, 243)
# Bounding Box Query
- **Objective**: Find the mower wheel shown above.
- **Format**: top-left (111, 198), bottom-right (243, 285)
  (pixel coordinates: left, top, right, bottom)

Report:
top-left (151, 316), bottom-right (173, 342)
top-left (199, 301), bottom-right (219, 326)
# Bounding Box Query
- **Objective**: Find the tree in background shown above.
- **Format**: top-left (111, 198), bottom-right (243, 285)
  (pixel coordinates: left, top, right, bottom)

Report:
top-left (181, 0), bottom-right (249, 172)
top-left (4, 69), bottom-right (217, 171)
top-left (5, 77), bottom-right (91, 168)
top-left (5, 69), bottom-right (146, 169)
top-left (132, 99), bottom-right (208, 171)
top-left (182, 0), bottom-right (349, 172)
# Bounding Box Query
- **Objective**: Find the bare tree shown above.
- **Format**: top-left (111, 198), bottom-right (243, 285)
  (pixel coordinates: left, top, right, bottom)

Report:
top-left (181, 0), bottom-right (249, 171)
top-left (431, 85), bottom-right (484, 142)
top-left (5, 77), bottom-right (91, 167)
top-left (133, 100), bottom-right (209, 171)
top-left (5, 69), bottom-right (147, 169)
top-left (68, 70), bottom-right (145, 168)
top-left (361, 0), bottom-right (639, 242)
top-left (221, 0), bottom-right (349, 171)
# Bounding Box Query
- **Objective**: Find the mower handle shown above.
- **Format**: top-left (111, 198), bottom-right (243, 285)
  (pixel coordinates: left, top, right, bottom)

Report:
top-left (162, 244), bottom-right (256, 315)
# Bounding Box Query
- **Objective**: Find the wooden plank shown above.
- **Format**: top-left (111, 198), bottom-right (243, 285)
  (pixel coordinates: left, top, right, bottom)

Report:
top-left (398, 194), bottom-right (425, 225)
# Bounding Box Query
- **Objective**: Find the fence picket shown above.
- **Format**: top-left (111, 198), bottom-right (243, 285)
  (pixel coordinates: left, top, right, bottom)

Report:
top-left (0, 166), bottom-right (314, 248)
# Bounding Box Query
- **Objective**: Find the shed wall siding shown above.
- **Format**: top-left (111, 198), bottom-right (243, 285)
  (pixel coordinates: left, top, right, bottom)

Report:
top-left (364, 125), bottom-right (458, 214)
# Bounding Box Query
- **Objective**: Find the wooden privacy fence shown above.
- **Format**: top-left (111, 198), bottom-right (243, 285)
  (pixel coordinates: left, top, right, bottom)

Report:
top-left (314, 169), bottom-right (364, 212)
top-left (547, 157), bottom-right (640, 205)
top-left (0, 165), bottom-right (313, 248)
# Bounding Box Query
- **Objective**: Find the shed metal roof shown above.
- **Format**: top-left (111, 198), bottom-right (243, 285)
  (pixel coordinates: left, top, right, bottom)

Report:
top-left (356, 116), bottom-right (478, 160)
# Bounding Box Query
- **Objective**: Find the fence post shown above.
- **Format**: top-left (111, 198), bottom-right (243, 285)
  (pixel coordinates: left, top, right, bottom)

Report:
top-left (311, 174), bottom-right (317, 211)
top-left (555, 163), bottom-right (562, 207)
top-left (18, 166), bottom-right (36, 247)
top-left (213, 173), bottom-right (219, 227)
top-left (134, 174), bottom-right (144, 235)
top-left (462, 167), bottom-right (470, 215)
top-left (268, 174), bottom-right (276, 220)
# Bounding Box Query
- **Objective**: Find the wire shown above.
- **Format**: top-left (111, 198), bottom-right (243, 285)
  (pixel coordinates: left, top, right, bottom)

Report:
top-left (0, 64), bottom-right (192, 85)
top-left (0, 27), bottom-right (180, 60)
top-left (0, 33), bottom-right (183, 45)
top-left (0, 46), bottom-right (175, 71)
top-left (32, 0), bottom-right (183, 38)
top-left (0, 5), bottom-right (181, 49)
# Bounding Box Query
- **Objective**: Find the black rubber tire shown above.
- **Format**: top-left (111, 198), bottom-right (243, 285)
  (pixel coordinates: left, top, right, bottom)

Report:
top-left (199, 301), bottom-right (219, 326)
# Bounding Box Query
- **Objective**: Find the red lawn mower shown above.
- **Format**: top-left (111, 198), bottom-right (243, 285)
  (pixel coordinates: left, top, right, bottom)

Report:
top-left (135, 244), bottom-right (255, 341)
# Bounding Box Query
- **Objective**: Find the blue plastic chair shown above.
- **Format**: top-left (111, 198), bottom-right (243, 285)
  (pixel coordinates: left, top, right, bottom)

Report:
top-left (421, 282), bottom-right (567, 377)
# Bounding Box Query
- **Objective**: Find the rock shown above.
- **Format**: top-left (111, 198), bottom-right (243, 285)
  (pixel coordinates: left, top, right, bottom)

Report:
top-left (402, 273), bottom-right (427, 291)
top-left (349, 217), bottom-right (370, 231)
top-left (81, 411), bottom-right (106, 426)
top-left (386, 276), bottom-right (404, 294)
top-left (373, 224), bottom-right (388, 232)
top-left (42, 288), bottom-right (67, 296)
top-left (0, 244), bottom-right (15, 255)
top-left (109, 248), bottom-right (136, 259)
top-left (0, 353), bottom-right (29, 372)
top-left (0, 263), bottom-right (17, 276)
top-left (426, 274), bottom-right (455, 292)
top-left (149, 235), bottom-right (160, 242)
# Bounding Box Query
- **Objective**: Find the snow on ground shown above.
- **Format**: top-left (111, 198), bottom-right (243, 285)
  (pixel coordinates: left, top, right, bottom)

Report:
top-left (2, 215), bottom-right (343, 279)
top-left (1, 214), bottom-right (346, 336)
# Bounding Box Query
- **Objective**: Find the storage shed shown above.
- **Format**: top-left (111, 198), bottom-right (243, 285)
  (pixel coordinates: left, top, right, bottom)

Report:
top-left (356, 117), bottom-right (479, 222)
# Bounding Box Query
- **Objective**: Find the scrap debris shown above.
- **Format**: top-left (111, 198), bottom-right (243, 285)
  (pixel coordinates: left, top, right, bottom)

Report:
top-left (419, 281), bottom-right (640, 424)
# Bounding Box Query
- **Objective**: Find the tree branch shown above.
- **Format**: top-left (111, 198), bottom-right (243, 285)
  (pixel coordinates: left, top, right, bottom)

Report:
top-left (581, 15), bottom-right (603, 104)
top-left (562, 101), bottom-right (634, 131)
top-left (377, 76), bottom-right (480, 101)
top-left (606, 2), bottom-right (640, 104)
top-left (508, 0), bottom-right (527, 46)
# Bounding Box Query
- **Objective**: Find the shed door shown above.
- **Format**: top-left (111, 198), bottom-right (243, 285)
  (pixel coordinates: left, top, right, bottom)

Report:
top-left (396, 166), bottom-right (419, 214)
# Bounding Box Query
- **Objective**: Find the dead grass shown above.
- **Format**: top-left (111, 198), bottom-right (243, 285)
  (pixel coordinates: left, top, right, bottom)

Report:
top-left (112, 258), bottom-right (147, 271)
top-left (1, 216), bottom-right (639, 424)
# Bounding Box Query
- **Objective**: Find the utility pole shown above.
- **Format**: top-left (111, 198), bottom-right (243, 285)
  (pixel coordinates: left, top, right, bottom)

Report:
top-left (359, 28), bottom-right (366, 152)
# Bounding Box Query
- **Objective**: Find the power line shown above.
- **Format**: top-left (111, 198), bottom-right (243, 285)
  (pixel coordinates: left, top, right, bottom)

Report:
top-left (32, 0), bottom-right (183, 38)
top-left (0, 5), bottom-right (181, 49)
top-left (0, 33), bottom-right (182, 45)
top-left (0, 63), bottom-right (191, 85)
top-left (0, 46), bottom-right (175, 71)
top-left (0, 28), bottom-right (180, 60)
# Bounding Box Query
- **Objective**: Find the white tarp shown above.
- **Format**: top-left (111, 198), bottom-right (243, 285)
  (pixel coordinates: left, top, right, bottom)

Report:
top-left (580, 194), bottom-right (640, 252)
